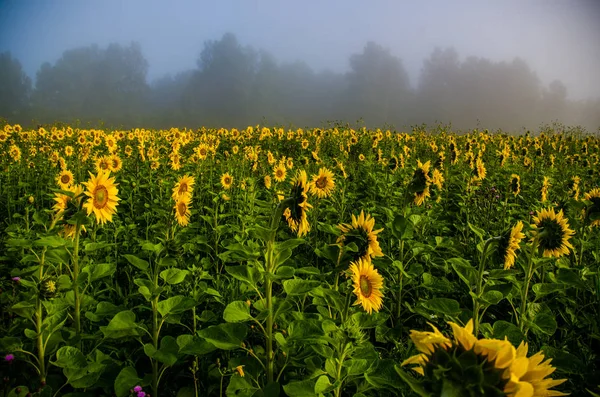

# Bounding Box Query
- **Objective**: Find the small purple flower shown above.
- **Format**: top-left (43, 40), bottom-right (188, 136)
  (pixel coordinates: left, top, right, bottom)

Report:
top-left (5, 354), bottom-right (15, 362)
top-left (137, 392), bottom-right (146, 397)
top-left (133, 386), bottom-right (143, 393)
top-left (495, 195), bottom-right (500, 199)
top-left (12, 277), bottom-right (20, 282)
top-left (529, 211), bottom-right (534, 215)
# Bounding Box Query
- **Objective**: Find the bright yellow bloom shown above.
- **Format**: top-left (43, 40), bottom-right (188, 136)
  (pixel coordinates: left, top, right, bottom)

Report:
top-left (309, 167), bottom-right (335, 198)
top-left (338, 210), bottom-right (384, 262)
top-left (82, 170), bottom-right (120, 225)
top-left (531, 208), bottom-right (575, 258)
top-left (172, 175), bottom-right (195, 201)
top-left (349, 257), bottom-right (384, 315)
top-left (174, 194), bottom-right (192, 227)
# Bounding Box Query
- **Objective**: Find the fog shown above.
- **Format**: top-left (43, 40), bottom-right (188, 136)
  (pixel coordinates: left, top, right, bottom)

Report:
top-left (1, 0), bottom-right (599, 131)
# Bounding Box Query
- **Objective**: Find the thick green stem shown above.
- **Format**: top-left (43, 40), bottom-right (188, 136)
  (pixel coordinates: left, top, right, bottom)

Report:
top-left (473, 237), bottom-right (498, 336)
top-left (36, 249), bottom-right (47, 383)
top-left (519, 239), bottom-right (538, 331)
top-left (72, 223), bottom-right (82, 339)
top-left (396, 240), bottom-right (405, 322)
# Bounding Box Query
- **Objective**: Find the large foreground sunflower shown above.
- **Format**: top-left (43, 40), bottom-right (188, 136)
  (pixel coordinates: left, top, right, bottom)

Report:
top-left (283, 170), bottom-right (312, 237)
top-left (309, 167), bottom-right (335, 198)
top-left (172, 175), bottom-right (195, 201)
top-left (349, 257), bottom-right (384, 315)
top-left (531, 207), bottom-right (575, 258)
top-left (401, 319), bottom-right (568, 396)
top-left (82, 170), bottom-right (120, 225)
top-left (337, 210), bottom-right (384, 262)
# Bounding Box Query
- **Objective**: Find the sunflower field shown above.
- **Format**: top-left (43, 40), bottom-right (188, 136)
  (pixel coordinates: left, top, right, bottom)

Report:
top-left (1, 123), bottom-right (599, 397)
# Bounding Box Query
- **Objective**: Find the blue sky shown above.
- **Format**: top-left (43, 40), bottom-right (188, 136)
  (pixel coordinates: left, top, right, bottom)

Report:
top-left (1, 0), bottom-right (599, 99)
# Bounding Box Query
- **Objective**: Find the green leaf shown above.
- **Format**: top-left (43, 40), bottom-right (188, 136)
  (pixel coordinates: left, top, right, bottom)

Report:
top-left (11, 301), bottom-right (35, 318)
top-left (532, 283), bottom-right (568, 297)
top-left (34, 236), bottom-right (69, 247)
top-left (365, 359), bottom-right (403, 390)
top-left (177, 334), bottom-right (217, 356)
top-left (52, 346), bottom-right (87, 369)
top-left (143, 336), bottom-right (179, 366)
top-left (541, 346), bottom-right (585, 374)
top-left (480, 290), bottom-right (503, 305)
top-left (225, 265), bottom-right (262, 285)
top-left (81, 263), bottom-right (116, 282)
top-left (468, 222), bottom-right (486, 241)
top-left (198, 323), bottom-right (247, 350)
top-left (530, 312), bottom-right (557, 336)
top-left (448, 257), bottom-right (476, 288)
top-left (223, 301), bottom-right (253, 323)
top-left (226, 375), bottom-right (260, 397)
top-left (123, 254), bottom-right (149, 271)
top-left (421, 298), bottom-right (461, 315)
top-left (114, 366), bottom-right (142, 397)
top-left (157, 296), bottom-right (196, 317)
top-left (344, 359), bottom-right (371, 376)
top-left (282, 378), bottom-right (318, 397)
top-left (492, 320), bottom-right (524, 345)
top-left (314, 375), bottom-right (334, 394)
top-left (275, 238), bottom-right (305, 252)
top-left (283, 279), bottom-right (321, 296)
top-left (160, 268), bottom-right (189, 285)
top-left (100, 311), bottom-right (141, 339)
top-left (392, 214), bottom-right (414, 240)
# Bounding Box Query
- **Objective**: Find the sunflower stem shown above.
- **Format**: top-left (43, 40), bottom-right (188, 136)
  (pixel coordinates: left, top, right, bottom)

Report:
top-left (473, 236), bottom-right (499, 336)
top-left (519, 237), bottom-right (539, 332)
top-left (72, 221), bottom-right (82, 343)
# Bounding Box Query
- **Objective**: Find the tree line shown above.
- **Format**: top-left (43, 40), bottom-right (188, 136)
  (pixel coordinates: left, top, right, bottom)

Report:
top-left (1, 32), bottom-right (599, 131)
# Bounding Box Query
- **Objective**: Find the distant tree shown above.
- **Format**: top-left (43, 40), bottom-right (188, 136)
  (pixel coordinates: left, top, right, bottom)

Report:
top-left (183, 33), bottom-right (257, 126)
top-left (345, 42), bottom-right (412, 126)
top-left (0, 52), bottom-right (32, 121)
top-left (31, 42), bottom-right (149, 126)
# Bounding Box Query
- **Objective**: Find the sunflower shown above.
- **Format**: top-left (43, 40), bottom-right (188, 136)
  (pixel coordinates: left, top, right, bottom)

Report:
top-left (264, 175), bottom-right (272, 190)
top-left (510, 174), bottom-right (521, 196)
top-left (174, 194), bottom-right (192, 227)
top-left (172, 175), bottom-right (195, 201)
top-left (283, 170), bottom-right (312, 237)
top-left (9, 145), bottom-right (21, 162)
top-left (56, 169), bottom-right (75, 189)
top-left (53, 184), bottom-right (86, 238)
top-left (95, 156), bottom-right (111, 172)
top-left (309, 167), bottom-right (335, 198)
top-left (409, 160), bottom-right (432, 206)
top-left (221, 173), bottom-right (234, 190)
top-left (109, 154), bottom-right (123, 172)
top-left (358, 153), bottom-right (366, 161)
top-left (273, 163), bottom-right (286, 183)
top-left (541, 176), bottom-right (550, 203)
top-left (496, 221), bottom-right (525, 269)
top-left (583, 188), bottom-right (600, 227)
top-left (401, 319), bottom-right (568, 396)
top-left (473, 157), bottom-right (487, 181)
top-left (432, 168), bottom-right (444, 190)
top-left (82, 170), bottom-right (120, 225)
top-left (349, 257), bottom-right (384, 315)
top-left (531, 207), bottom-right (575, 258)
top-left (337, 210), bottom-right (384, 262)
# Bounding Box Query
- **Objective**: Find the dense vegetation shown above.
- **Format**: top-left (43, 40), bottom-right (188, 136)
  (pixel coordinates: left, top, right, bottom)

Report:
top-left (1, 123), bottom-right (599, 396)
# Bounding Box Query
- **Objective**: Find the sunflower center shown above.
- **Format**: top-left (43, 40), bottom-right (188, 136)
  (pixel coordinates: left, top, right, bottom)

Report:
top-left (359, 275), bottom-right (372, 298)
top-left (224, 177), bottom-right (231, 185)
top-left (61, 174), bottom-right (71, 184)
top-left (177, 202), bottom-right (187, 216)
top-left (93, 186), bottom-right (109, 209)
top-left (538, 219), bottom-right (564, 249)
top-left (315, 176), bottom-right (327, 189)
top-left (276, 169), bottom-right (284, 178)
top-left (178, 183), bottom-right (188, 194)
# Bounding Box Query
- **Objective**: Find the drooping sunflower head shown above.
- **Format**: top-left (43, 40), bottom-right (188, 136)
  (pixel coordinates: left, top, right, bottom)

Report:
top-left (56, 169), bottom-right (74, 190)
top-left (495, 221), bottom-right (525, 270)
top-left (401, 319), bottom-right (568, 397)
top-left (221, 173), bottom-right (234, 190)
top-left (409, 160), bottom-right (432, 192)
top-left (337, 210), bottom-right (384, 262)
top-left (283, 170), bottom-right (312, 237)
top-left (531, 207), bottom-right (575, 258)
top-left (541, 176), bottom-right (551, 202)
top-left (309, 167), bottom-right (335, 198)
top-left (348, 257), bottom-right (384, 315)
top-left (510, 174), bottom-right (520, 196)
top-left (473, 157), bottom-right (487, 180)
top-left (82, 170), bottom-right (120, 225)
top-left (583, 188), bottom-right (600, 227)
top-left (174, 195), bottom-right (192, 227)
top-left (172, 175), bottom-right (195, 201)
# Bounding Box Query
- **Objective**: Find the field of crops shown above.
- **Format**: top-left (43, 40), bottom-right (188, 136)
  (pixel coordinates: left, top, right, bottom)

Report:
top-left (1, 123), bottom-right (599, 397)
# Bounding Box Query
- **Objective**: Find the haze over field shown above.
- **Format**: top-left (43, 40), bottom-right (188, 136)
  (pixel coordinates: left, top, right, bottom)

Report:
top-left (1, 0), bottom-right (599, 131)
